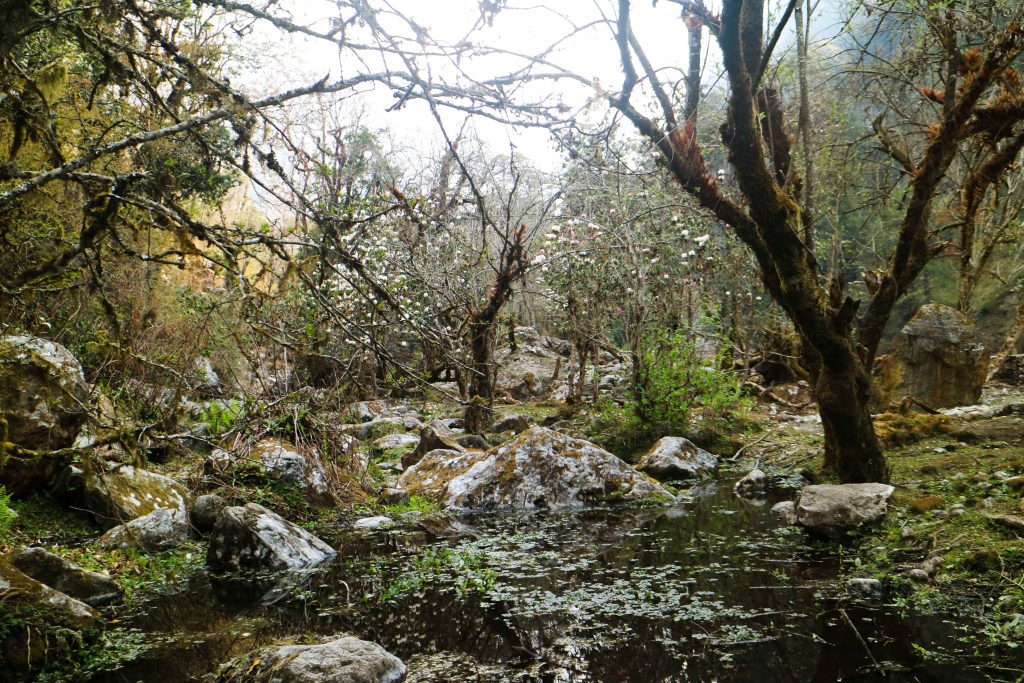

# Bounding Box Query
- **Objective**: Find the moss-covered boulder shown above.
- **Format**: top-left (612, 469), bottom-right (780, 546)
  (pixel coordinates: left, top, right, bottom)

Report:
top-left (874, 303), bottom-right (989, 409)
top-left (0, 335), bottom-right (90, 495)
top-left (83, 464), bottom-right (189, 527)
top-left (635, 437), bottom-right (719, 481)
top-left (12, 547), bottom-right (122, 607)
top-left (0, 554), bottom-right (98, 679)
top-left (398, 426), bottom-right (669, 510)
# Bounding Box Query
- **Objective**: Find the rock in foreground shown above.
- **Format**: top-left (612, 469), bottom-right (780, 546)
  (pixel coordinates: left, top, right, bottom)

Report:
top-left (794, 483), bottom-right (895, 539)
top-left (12, 547), bottom-right (123, 607)
top-left (635, 436), bottom-right (718, 481)
top-left (207, 503), bottom-right (336, 572)
top-left (214, 636), bottom-right (406, 683)
top-left (398, 426), bottom-right (669, 510)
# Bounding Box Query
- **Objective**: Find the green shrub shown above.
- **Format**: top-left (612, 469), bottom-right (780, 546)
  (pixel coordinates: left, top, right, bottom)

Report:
top-left (590, 328), bottom-right (748, 453)
top-left (0, 486), bottom-right (16, 542)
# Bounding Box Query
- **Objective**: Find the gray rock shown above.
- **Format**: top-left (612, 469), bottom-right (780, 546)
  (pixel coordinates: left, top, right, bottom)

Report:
top-left (353, 516), bottom-right (393, 530)
top-left (83, 465), bottom-right (190, 527)
top-left (793, 483), bottom-right (895, 539)
top-left (373, 432), bottom-right (420, 454)
top-left (847, 577), bottom-right (883, 596)
top-left (213, 636), bottom-right (406, 683)
top-left (100, 508), bottom-right (190, 552)
top-left (205, 439), bottom-right (330, 502)
top-left (402, 423), bottom-right (465, 469)
top-left (635, 437), bottom-right (719, 481)
top-left (734, 468), bottom-right (768, 497)
top-left (12, 547), bottom-right (122, 607)
top-left (0, 335), bottom-right (90, 494)
top-left (398, 426), bottom-right (670, 510)
top-left (342, 400), bottom-right (389, 423)
top-left (191, 493), bottom-right (228, 533)
top-left (193, 357), bottom-right (222, 397)
top-left (490, 413), bottom-right (536, 433)
top-left (379, 487), bottom-right (409, 506)
top-left (907, 568), bottom-right (930, 582)
top-left (770, 500), bottom-right (797, 525)
top-left (986, 513), bottom-right (1024, 533)
top-left (455, 434), bottom-right (489, 450)
top-left (874, 303), bottom-right (989, 409)
top-left (207, 503), bottom-right (336, 572)
top-left (0, 555), bottom-right (97, 625)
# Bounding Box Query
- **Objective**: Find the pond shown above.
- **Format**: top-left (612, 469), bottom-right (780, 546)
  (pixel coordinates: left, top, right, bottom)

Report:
top-left (93, 479), bottom-right (1020, 682)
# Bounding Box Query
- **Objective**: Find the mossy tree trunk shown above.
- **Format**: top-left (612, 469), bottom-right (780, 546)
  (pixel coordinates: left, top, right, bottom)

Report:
top-left (463, 225), bottom-right (528, 434)
top-left (610, 0), bottom-right (1024, 482)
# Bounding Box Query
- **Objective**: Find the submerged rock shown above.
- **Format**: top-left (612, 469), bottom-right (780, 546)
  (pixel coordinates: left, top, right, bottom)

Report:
top-left (398, 426), bottom-right (669, 510)
top-left (0, 335), bottom-right (90, 495)
top-left (12, 547), bottom-right (122, 607)
top-left (83, 465), bottom-right (190, 527)
top-left (635, 437), bottom-right (719, 481)
top-left (213, 636), bottom-right (406, 683)
top-left (100, 507), bottom-right (190, 552)
top-left (207, 503), bottom-right (336, 572)
top-left (734, 468), bottom-right (768, 497)
top-left (793, 483), bottom-right (895, 539)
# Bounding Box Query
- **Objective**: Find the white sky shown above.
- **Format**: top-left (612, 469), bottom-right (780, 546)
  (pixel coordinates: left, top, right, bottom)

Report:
top-left (239, 0), bottom-right (848, 171)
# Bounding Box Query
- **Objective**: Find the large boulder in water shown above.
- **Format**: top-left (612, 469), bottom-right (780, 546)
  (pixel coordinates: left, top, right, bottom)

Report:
top-left (213, 636), bottom-right (406, 683)
top-left (0, 335), bottom-right (90, 495)
top-left (874, 304), bottom-right (989, 409)
top-left (207, 503), bottom-right (336, 572)
top-left (794, 483), bottom-right (894, 539)
top-left (83, 465), bottom-right (189, 527)
top-left (398, 426), bottom-right (669, 510)
top-left (635, 436), bottom-right (719, 481)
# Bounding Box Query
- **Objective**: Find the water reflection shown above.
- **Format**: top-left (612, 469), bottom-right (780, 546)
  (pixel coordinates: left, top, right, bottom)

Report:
top-left (95, 480), bottom-right (1022, 682)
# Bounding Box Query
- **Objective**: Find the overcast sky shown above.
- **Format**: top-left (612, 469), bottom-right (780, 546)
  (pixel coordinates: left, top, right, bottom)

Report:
top-left (240, 0), bottom-right (848, 171)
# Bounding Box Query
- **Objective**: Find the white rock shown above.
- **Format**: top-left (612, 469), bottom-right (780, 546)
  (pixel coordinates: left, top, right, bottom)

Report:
top-left (635, 437), bottom-right (719, 480)
top-left (398, 426), bottom-right (669, 510)
top-left (794, 483), bottom-right (895, 539)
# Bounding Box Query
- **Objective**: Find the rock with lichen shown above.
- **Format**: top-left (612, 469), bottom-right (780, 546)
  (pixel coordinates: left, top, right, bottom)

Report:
top-left (398, 426), bottom-right (669, 510)
top-left (0, 335), bottom-right (90, 495)
top-left (635, 437), bottom-right (719, 481)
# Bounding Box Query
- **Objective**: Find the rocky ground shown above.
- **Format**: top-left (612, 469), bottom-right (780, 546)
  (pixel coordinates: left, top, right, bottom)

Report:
top-left (1, 329), bottom-right (1023, 681)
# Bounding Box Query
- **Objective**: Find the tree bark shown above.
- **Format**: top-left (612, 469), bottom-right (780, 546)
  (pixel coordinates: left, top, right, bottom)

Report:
top-left (464, 319), bottom-right (497, 433)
